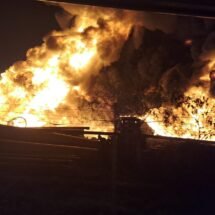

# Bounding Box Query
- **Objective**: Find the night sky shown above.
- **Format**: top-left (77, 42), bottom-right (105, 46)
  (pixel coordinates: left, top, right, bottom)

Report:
top-left (0, 1), bottom-right (60, 71)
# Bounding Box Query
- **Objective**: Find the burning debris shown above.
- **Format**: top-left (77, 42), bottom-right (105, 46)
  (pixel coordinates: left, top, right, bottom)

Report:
top-left (0, 2), bottom-right (214, 141)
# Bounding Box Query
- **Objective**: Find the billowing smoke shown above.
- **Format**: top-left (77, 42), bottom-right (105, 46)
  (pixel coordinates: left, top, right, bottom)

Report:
top-left (0, 2), bottom-right (214, 140)
top-left (54, 3), bottom-right (190, 112)
top-left (0, 3), bottom-right (144, 130)
top-left (55, 5), bottom-right (215, 140)
top-left (141, 17), bottom-right (215, 140)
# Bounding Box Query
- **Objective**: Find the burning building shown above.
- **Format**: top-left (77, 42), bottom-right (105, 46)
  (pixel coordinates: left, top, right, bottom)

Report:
top-left (0, 0), bottom-right (214, 141)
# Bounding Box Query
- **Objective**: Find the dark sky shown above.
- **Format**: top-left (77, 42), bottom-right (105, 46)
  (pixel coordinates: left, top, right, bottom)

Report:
top-left (0, 1), bottom-right (60, 71)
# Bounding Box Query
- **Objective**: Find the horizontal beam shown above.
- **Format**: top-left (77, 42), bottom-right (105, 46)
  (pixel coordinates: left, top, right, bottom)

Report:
top-left (45, 0), bottom-right (215, 18)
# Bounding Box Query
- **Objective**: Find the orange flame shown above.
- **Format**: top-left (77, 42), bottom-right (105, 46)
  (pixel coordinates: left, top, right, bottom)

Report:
top-left (0, 5), bottom-right (137, 131)
top-left (145, 61), bottom-right (215, 141)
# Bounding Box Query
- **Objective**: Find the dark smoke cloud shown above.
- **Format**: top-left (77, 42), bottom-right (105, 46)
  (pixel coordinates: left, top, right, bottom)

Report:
top-left (89, 26), bottom-right (192, 116)
top-left (50, 2), bottom-right (215, 119)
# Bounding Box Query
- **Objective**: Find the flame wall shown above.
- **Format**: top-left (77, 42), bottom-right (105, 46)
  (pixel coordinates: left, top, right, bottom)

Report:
top-left (0, 2), bottom-right (215, 140)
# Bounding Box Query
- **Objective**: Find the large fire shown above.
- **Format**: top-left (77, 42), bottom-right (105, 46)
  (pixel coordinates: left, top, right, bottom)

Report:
top-left (0, 2), bottom-right (214, 141)
top-left (145, 60), bottom-right (215, 141)
top-left (0, 4), bottom-right (138, 130)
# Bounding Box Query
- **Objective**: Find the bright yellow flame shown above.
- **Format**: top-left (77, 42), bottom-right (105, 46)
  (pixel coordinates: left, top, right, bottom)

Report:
top-left (12, 113), bottom-right (45, 128)
top-left (73, 85), bottom-right (80, 91)
top-left (29, 78), bottom-right (69, 110)
top-left (69, 50), bottom-right (95, 70)
top-left (145, 65), bottom-right (215, 141)
top-left (0, 6), bottom-right (134, 130)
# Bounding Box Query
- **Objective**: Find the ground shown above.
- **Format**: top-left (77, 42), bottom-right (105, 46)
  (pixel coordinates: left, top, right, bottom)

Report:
top-left (0, 137), bottom-right (215, 215)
